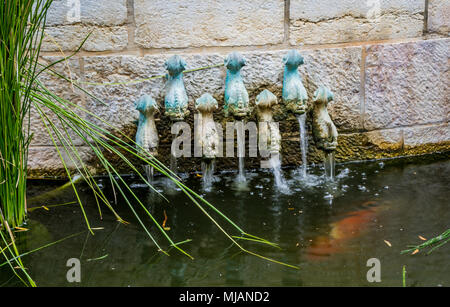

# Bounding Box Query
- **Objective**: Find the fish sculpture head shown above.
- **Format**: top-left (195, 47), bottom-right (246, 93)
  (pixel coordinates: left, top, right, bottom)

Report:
top-left (224, 52), bottom-right (246, 73)
top-left (165, 55), bottom-right (187, 77)
top-left (195, 93), bottom-right (218, 113)
top-left (283, 49), bottom-right (304, 70)
top-left (135, 94), bottom-right (158, 115)
top-left (313, 86), bottom-right (334, 106)
top-left (256, 89), bottom-right (278, 110)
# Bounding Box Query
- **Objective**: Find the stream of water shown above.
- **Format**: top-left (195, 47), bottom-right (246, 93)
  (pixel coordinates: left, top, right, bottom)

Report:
top-left (201, 160), bottom-right (216, 192)
top-left (269, 154), bottom-right (290, 194)
top-left (144, 165), bottom-right (154, 184)
top-left (236, 121), bottom-right (246, 183)
top-left (325, 152), bottom-right (336, 180)
top-left (297, 114), bottom-right (308, 177)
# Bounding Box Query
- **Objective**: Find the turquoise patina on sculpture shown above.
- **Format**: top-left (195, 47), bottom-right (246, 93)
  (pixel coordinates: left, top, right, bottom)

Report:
top-left (255, 89), bottom-right (281, 156)
top-left (195, 93), bottom-right (220, 160)
top-left (164, 55), bottom-right (189, 121)
top-left (312, 86), bottom-right (338, 152)
top-left (135, 94), bottom-right (159, 156)
top-left (224, 52), bottom-right (249, 118)
top-left (282, 50), bottom-right (308, 114)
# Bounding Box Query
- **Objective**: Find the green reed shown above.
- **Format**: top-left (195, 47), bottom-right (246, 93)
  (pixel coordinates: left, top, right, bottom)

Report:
top-left (401, 229), bottom-right (450, 255)
top-left (0, 0), bottom-right (55, 286)
top-left (0, 0), bottom-right (47, 228)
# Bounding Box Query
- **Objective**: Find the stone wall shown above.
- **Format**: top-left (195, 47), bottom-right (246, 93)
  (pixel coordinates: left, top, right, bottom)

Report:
top-left (29, 0), bottom-right (449, 177)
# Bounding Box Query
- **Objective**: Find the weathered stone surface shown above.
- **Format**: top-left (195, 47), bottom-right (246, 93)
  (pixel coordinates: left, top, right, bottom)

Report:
top-left (82, 55), bottom-right (168, 130)
top-left (82, 53), bottom-right (226, 145)
top-left (364, 38), bottom-right (449, 130)
top-left (29, 56), bottom-right (85, 146)
top-left (45, 0), bottom-right (127, 26)
top-left (428, 0), bottom-right (450, 35)
top-left (290, 0), bottom-right (424, 45)
top-left (134, 0), bottom-right (285, 48)
top-left (403, 123), bottom-right (450, 146)
top-left (300, 47), bottom-right (363, 131)
top-left (42, 25), bottom-right (128, 52)
top-left (290, 0), bottom-right (424, 22)
top-left (27, 146), bottom-right (95, 178)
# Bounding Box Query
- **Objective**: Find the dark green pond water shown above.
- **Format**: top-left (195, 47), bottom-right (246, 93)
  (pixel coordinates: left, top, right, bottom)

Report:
top-left (2, 158), bottom-right (449, 286)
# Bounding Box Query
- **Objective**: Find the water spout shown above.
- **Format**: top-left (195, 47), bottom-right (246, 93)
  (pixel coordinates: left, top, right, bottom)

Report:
top-left (282, 50), bottom-right (308, 115)
top-left (282, 50), bottom-right (310, 178)
top-left (311, 86), bottom-right (338, 180)
top-left (135, 94), bottom-right (159, 156)
top-left (195, 93), bottom-right (220, 190)
top-left (224, 52), bottom-right (250, 118)
top-left (195, 93), bottom-right (220, 160)
top-left (223, 52), bottom-right (250, 183)
top-left (255, 90), bottom-right (288, 192)
top-left (201, 160), bottom-right (216, 192)
top-left (135, 94), bottom-right (159, 184)
top-left (256, 89), bottom-right (281, 157)
top-left (164, 55), bottom-right (189, 121)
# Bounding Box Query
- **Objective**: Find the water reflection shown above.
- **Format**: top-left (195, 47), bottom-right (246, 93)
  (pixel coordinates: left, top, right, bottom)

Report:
top-left (2, 159), bottom-right (449, 286)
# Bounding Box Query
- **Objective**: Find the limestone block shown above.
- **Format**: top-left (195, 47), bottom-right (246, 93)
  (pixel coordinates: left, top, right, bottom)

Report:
top-left (82, 55), bottom-right (168, 131)
top-left (45, 0), bottom-right (127, 26)
top-left (134, 0), bottom-right (285, 48)
top-left (82, 54), bottom-right (225, 130)
top-left (403, 123), bottom-right (450, 146)
top-left (41, 25), bottom-right (128, 52)
top-left (364, 39), bottom-right (449, 130)
top-left (27, 146), bottom-right (95, 177)
top-left (290, 0), bottom-right (425, 45)
top-left (366, 128), bottom-right (403, 149)
top-left (428, 0), bottom-right (450, 35)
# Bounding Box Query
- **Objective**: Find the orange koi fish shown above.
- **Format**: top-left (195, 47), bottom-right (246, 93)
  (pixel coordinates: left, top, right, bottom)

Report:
top-left (306, 201), bottom-right (383, 261)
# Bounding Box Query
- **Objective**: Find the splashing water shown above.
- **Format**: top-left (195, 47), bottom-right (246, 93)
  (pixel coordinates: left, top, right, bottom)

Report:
top-left (269, 154), bottom-right (290, 194)
top-left (162, 153), bottom-right (179, 194)
top-left (144, 165), bottom-right (154, 184)
top-left (201, 160), bottom-right (216, 192)
top-left (324, 152), bottom-right (335, 180)
top-left (296, 114), bottom-right (308, 177)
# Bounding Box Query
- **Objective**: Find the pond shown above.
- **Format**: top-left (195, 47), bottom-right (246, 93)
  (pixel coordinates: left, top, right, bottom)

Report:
top-left (2, 157), bottom-right (449, 286)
